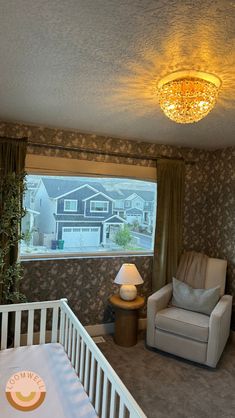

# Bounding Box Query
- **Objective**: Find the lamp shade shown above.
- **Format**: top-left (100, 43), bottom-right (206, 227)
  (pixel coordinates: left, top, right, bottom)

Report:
top-left (114, 263), bottom-right (143, 285)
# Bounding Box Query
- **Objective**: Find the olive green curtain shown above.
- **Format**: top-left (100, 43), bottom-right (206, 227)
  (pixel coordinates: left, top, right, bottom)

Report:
top-left (0, 137), bottom-right (27, 304)
top-left (152, 159), bottom-right (185, 291)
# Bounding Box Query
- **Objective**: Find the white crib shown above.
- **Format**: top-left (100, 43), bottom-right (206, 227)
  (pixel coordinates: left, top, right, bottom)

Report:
top-left (0, 299), bottom-right (146, 418)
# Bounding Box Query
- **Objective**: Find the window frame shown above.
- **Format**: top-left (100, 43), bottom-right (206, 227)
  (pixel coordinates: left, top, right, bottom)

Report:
top-left (90, 200), bottom-right (109, 213)
top-left (21, 155), bottom-right (157, 260)
top-left (63, 199), bottom-right (78, 212)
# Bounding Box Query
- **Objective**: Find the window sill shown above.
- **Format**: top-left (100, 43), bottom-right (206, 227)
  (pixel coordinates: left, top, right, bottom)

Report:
top-left (20, 251), bottom-right (154, 262)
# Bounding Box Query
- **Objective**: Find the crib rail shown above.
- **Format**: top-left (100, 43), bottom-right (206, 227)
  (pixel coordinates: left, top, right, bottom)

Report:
top-left (0, 299), bottom-right (63, 349)
top-left (0, 299), bottom-right (146, 418)
top-left (59, 300), bottom-right (146, 418)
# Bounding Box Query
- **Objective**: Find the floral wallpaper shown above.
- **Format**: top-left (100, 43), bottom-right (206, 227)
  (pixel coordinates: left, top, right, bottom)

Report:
top-left (22, 256), bottom-right (153, 327)
top-left (0, 121), bottom-right (234, 328)
top-left (0, 121), bottom-right (201, 167)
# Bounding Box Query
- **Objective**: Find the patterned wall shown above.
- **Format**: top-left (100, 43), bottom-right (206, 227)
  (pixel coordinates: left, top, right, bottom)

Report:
top-left (0, 122), bottom-right (234, 326)
top-left (183, 147), bottom-right (235, 298)
top-left (22, 256), bottom-right (153, 326)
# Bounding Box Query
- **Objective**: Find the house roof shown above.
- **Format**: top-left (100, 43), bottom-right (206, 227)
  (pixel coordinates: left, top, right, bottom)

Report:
top-left (42, 178), bottom-right (106, 198)
top-left (54, 214), bottom-right (106, 222)
top-left (126, 208), bottom-right (143, 214)
top-left (106, 191), bottom-right (124, 200)
top-left (125, 193), bottom-right (145, 202)
top-left (104, 215), bottom-right (127, 223)
top-left (26, 208), bottom-right (40, 215)
top-left (41, 178), bottom-right (154, 202)
top-left (54, 213), bottom-right (125, 223)
top-left (120, 189), bottom-right (155, 201)
top-left (83, 191), bottom-right (114, 202)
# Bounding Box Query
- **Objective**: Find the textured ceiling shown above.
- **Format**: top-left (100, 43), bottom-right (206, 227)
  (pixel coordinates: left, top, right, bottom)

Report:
top-left (0, 0), bottom-right (234, 149)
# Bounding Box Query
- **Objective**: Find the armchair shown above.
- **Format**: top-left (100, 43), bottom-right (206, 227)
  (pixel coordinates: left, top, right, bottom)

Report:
top-left (147, 257), bottom-right (232, 367)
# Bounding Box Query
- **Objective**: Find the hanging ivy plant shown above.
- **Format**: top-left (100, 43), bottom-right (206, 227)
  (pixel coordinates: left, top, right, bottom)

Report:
top-left (0, 172), bottom-right (27, 304)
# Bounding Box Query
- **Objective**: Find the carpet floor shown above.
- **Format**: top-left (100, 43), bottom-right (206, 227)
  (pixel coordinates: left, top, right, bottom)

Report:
top-left (99, 332), bottom-right (235, 418)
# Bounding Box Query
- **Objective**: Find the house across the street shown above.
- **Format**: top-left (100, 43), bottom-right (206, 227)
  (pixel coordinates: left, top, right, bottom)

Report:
top-left (22, 176), bottom-right (156, 253)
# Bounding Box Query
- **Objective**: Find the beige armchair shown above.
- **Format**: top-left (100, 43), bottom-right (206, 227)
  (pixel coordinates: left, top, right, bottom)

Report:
top-left (147, 258), bottom-right (232, 367)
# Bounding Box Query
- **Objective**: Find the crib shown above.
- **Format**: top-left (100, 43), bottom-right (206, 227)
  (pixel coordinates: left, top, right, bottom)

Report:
top-left (0, 299), bottom-right (146, 418)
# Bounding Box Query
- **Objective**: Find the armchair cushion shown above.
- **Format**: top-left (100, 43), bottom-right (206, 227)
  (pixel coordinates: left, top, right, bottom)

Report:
top-left (146, 283), bottom-right (172, 347)
top-left (155, 307), bottom-right (210, 342)
top-left (172, 277), bottom-right (221, 315)
top-left (206, 294), bottom-right (232, 367)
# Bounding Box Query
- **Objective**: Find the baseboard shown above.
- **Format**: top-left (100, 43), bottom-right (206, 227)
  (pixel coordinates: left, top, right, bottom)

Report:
top-left (85, 318), bottom-right (147, 337)
top-left (18, 324), bottom-right (234, 346)
top-left (19, 318), bottom-right (147, 343)
top-left (85, 322), bottom-right (115, 337)
top-left (85, 318), bottom-right (147, 336)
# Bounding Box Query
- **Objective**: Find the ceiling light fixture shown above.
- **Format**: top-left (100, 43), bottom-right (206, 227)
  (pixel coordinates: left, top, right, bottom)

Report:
top-left (157, 70), bottom-right (221, 124)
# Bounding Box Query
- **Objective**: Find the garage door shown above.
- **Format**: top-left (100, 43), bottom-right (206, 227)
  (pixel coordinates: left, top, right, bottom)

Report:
top-left (62, 227), bottom-right (100, 248)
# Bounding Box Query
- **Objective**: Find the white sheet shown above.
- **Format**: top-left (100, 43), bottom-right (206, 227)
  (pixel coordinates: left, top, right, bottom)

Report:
top-left (0, 343), bottom-right (97, 418)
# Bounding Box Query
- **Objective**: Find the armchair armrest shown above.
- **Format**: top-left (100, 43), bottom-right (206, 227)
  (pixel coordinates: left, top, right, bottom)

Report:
top-left (206, 294), bottom-right (232, 367)
top-left (146, 283), bottom-right (173, 347)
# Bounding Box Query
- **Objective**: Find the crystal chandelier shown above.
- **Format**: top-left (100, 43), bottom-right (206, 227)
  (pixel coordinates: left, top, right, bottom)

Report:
top-left (157, 70), bottom-right (221, 124)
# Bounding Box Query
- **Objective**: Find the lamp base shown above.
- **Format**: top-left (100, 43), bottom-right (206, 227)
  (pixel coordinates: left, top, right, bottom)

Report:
top-left (120, 284), bottom-right (137, 301)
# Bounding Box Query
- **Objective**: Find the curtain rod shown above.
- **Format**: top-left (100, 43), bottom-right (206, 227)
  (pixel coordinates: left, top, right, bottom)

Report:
top-left (0, 136), bottom-right (28, 143)
top-left (27, 141), bottom-right (196, 165)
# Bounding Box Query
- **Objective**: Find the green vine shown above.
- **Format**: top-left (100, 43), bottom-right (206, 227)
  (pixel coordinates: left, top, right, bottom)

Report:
top-left (0, 172), bottom-right (27, 304)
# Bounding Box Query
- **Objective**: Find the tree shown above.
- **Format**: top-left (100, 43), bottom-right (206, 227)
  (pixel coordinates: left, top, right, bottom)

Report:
top-left (114, 225), bottom-right (132, 249)
top-left (131, 220), bottom-right (140, 232)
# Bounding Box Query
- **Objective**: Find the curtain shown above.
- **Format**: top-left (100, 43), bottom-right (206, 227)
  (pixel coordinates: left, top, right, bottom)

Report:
top-left (152, 159), bottom-right (185, 291)
top-left (0, 137), bottom-right (27, 304)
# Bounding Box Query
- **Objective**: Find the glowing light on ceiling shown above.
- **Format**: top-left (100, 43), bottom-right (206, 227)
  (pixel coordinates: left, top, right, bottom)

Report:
top-left (157, 70), bottom-right (221, 123)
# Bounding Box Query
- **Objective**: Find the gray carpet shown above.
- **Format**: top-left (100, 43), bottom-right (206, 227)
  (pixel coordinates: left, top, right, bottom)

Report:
top-left (99, 333), bottom-right (235, 418)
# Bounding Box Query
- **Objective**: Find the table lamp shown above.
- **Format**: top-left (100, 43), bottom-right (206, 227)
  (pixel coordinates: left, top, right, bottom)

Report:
top-left (114, 263), bottom-right (144, 301)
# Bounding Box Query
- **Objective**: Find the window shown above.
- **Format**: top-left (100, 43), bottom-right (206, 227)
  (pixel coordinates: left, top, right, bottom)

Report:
top-left (63, 228), bottom-right (72, 232)
top-left (21, 175), bottom-right (157, 257)
top-left (64, 199), bottom-right (77, 211)
top-left (90, 201), bottom-right (109, 212)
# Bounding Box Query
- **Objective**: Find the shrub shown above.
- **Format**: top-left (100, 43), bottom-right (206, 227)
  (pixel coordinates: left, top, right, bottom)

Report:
top-left (114, 225), bottom-right (132, 249)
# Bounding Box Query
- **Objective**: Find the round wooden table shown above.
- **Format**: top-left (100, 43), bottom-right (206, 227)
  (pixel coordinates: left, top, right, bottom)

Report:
top-left (109, 295), bottom-right (145, 347)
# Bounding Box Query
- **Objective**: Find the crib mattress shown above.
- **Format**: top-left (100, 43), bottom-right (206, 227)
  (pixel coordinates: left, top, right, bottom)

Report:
top-left (0, 343), bottom-right (97, 418)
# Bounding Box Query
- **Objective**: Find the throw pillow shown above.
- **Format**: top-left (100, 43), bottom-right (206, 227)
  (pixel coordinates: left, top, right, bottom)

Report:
top-left (171, 277), bottom-right (220, 315)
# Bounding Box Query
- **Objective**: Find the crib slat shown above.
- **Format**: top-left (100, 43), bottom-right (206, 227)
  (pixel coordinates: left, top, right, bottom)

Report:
top-left (39, 308), bottom-right (47, 344)
top-left (71, 326), bottom-right (76, 367)
top-left (110, 386), bottom-right (116, 418)
top-left (75, 333), bottom-right (80, 375)
top-left (51, 306), bottom-right (59, 343)
top-left (27, 309), bottom-right (34, 345)
top-left (84, 345), bottom-right (90, 393)
top-left (119, 399), bottom-right (125, 418)
top-left (68, 319), bottom-right (72, 359)
top-left (79, 340), bottom-right (85, 383)
top-left (1, 312), bottom-right (8, 350)
top-left (101, 375), bottom-right (108, 418)
top-left (59, 309), bottom-right (65, 345)
top-left (64, 315), bottom-right (69, 352)
top-left (14, 311), bottom-right (21, 348)
top-left (89, 354), bottom-right (96, 403)
top-left (95, 364), bottom-right (102, 416)
top-left (0, 299), bottom-right (147, 418)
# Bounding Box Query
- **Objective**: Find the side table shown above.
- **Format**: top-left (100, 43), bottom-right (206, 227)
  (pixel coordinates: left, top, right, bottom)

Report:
top-left (109, 295), bottom-right (145, 347)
